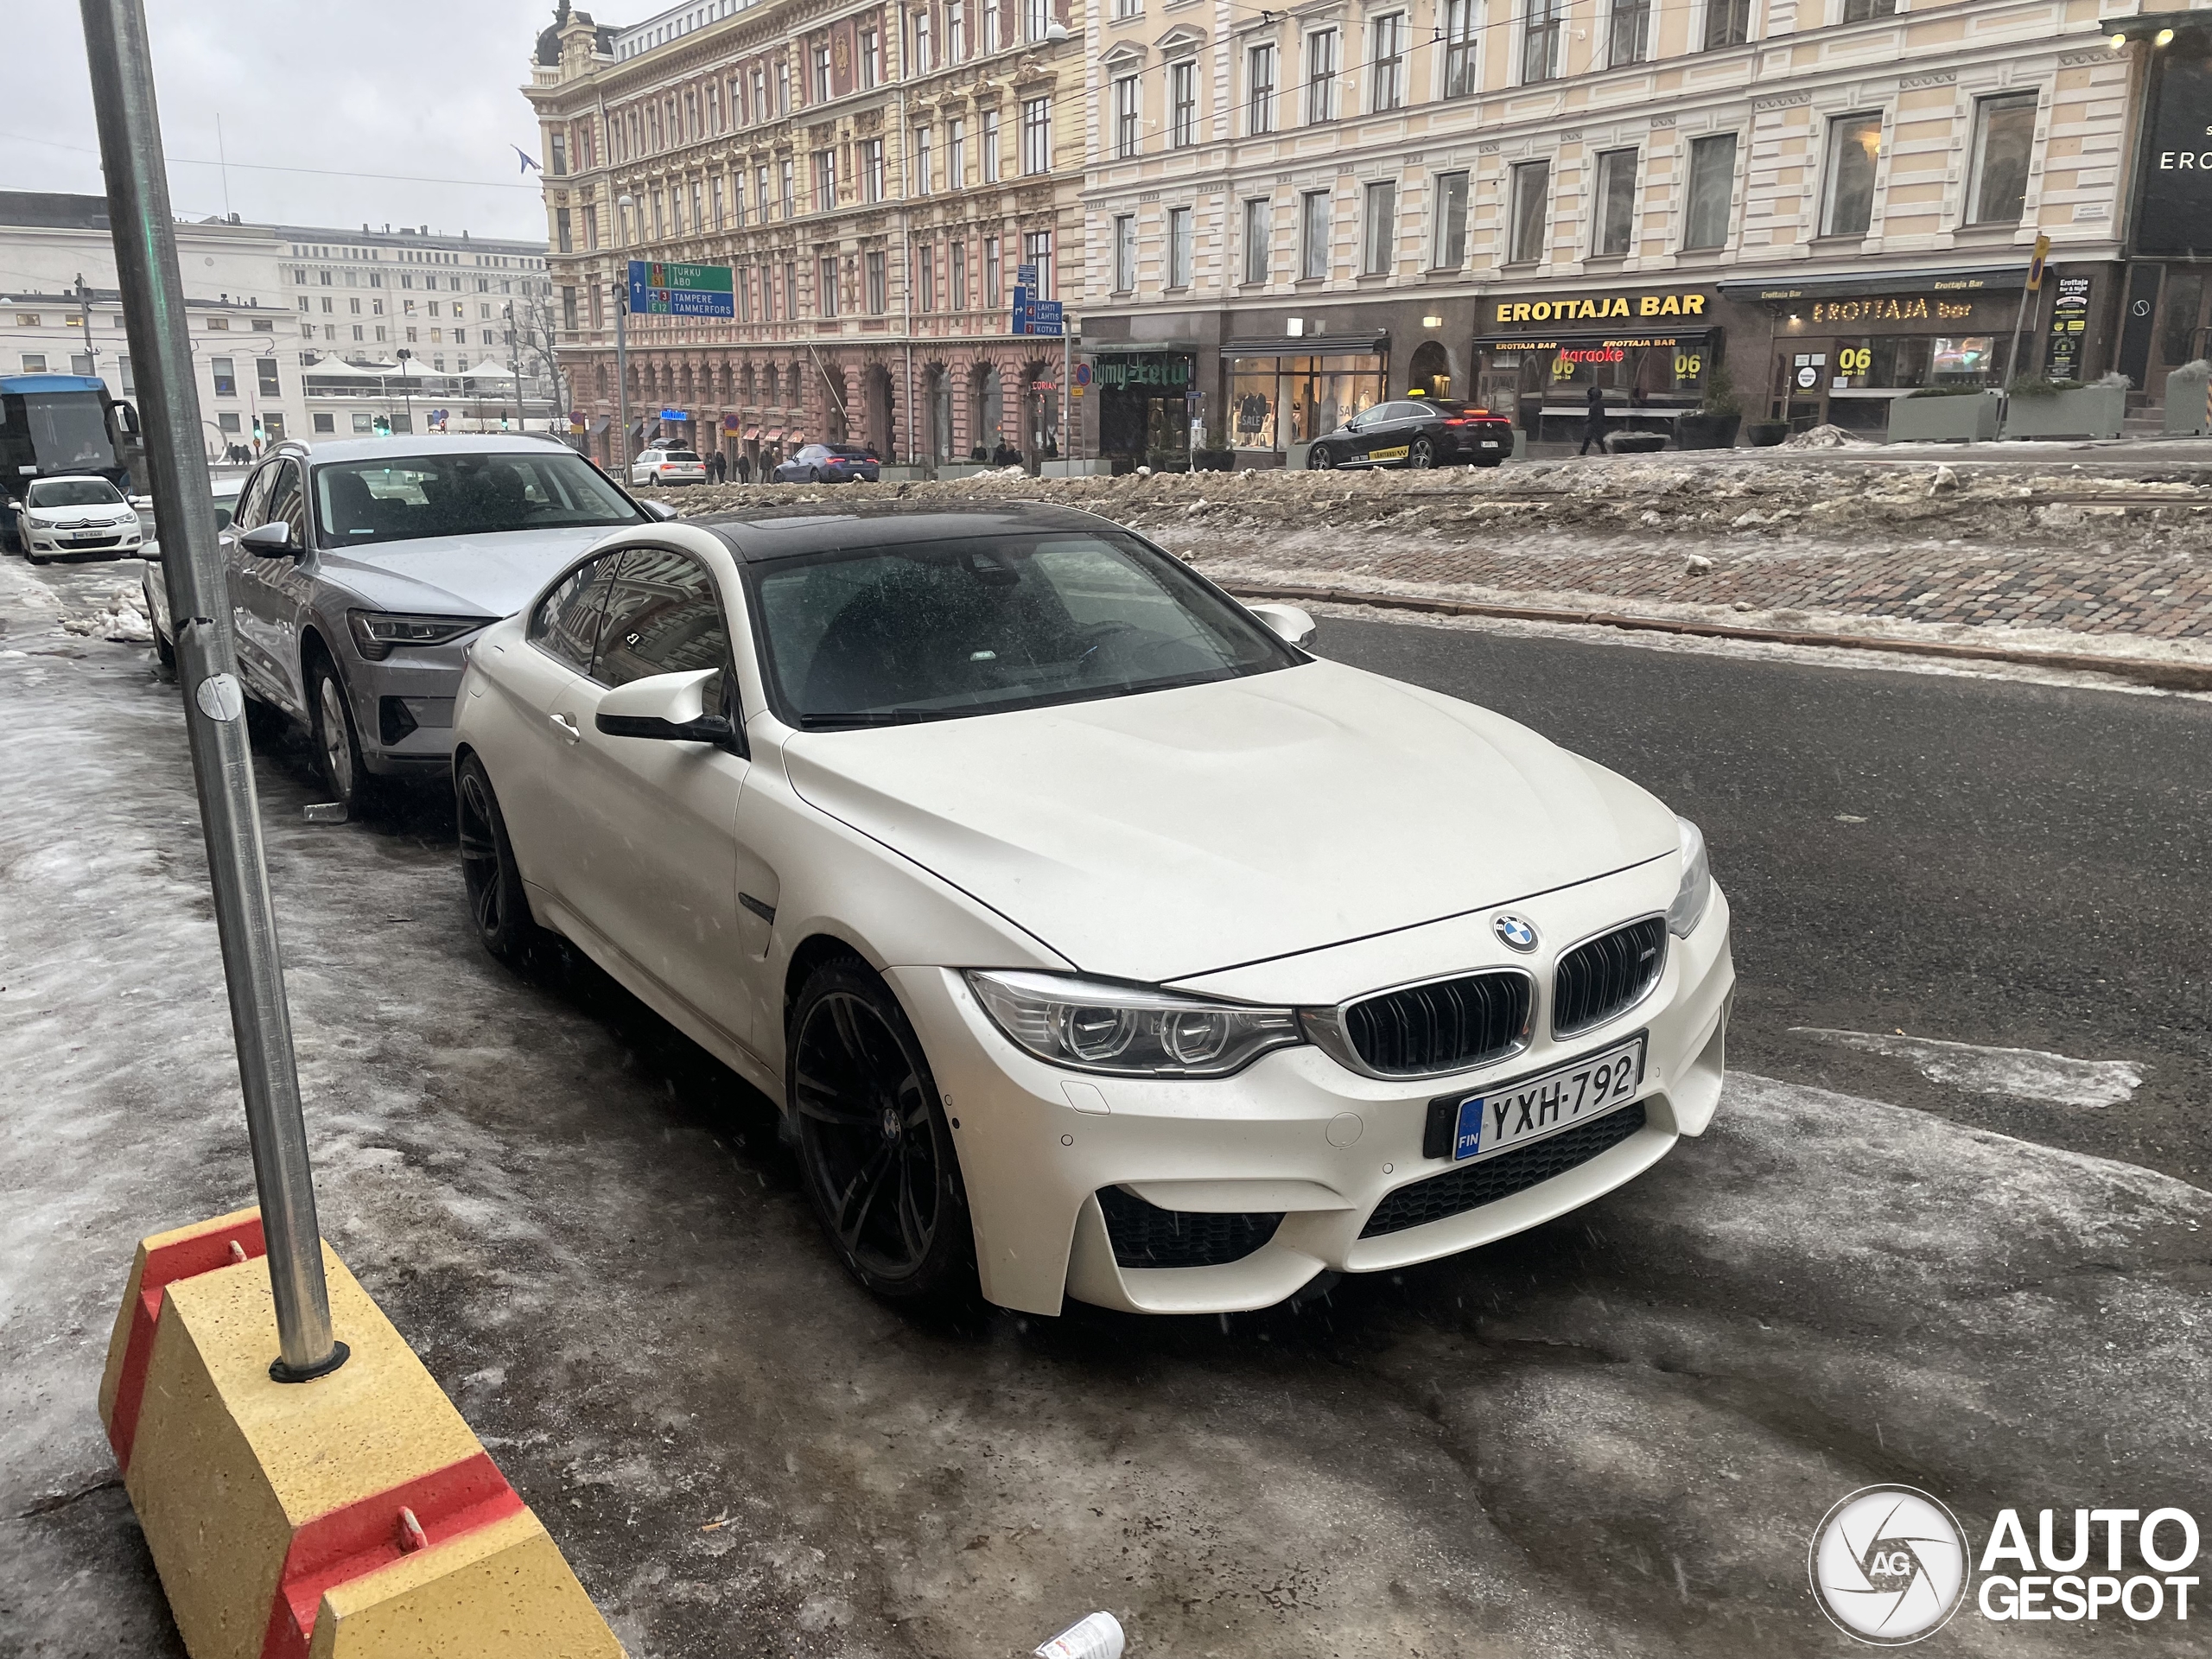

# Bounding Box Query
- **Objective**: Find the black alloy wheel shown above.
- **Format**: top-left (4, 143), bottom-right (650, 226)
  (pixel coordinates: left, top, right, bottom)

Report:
top-left (788, 958), bottom-right (973, 1301)
top-left (308, 654), bottom-right (372, 814)
top-left (455, 753), bottom-right (541, 964)
top-left (1409, 436), bottom-right (1437, 468)
top-left (1306, 444), bottom-right (1336, 470)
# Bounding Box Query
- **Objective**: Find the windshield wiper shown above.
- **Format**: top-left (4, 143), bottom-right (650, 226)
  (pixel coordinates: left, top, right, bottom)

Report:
top-left (801, 709), bottom-right (935, 728)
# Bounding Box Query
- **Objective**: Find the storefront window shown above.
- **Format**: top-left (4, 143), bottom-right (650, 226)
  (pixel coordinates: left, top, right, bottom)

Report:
top-left (1225, 354), bottom-right (1385, 450)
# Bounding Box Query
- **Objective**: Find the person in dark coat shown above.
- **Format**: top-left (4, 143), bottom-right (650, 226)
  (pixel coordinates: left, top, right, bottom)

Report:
top-left (1578, 383), bottom-right (1608, 456)
top-left (734, 452), bottom-right (753, 484)
top-left (706, 449), bottom-right (727, 484)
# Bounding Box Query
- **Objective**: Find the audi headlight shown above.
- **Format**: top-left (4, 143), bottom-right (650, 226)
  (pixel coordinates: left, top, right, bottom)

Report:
top-left (966, 970), bottom-right (1304, 1078)
top-left (1669, 816), bottom-right (1713, 938)
top-left (346, 609), bottom-right (487, 661)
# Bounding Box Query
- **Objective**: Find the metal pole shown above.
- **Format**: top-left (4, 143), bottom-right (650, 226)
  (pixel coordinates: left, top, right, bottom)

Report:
top-left (615, 279), bottom-right (631, 475)
top-left (79, 0), bottom-right (344, 1382)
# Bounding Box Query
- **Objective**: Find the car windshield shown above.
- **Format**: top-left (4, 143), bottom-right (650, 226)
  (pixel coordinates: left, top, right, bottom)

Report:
top-left (26, 478), bottom-right (123, 508)
top-left (313, 450), bottom-right (640, 547)
top-left (747, 530), bottom-right (1300, 728)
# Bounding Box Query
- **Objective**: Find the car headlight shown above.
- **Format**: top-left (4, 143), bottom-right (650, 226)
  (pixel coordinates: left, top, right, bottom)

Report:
top-left (966, 970), bottom-right (1304, 1078)
top-left (1669, 816), bottom-right (1713, 938)
top-left (346, 609), bottom-right (486, 661)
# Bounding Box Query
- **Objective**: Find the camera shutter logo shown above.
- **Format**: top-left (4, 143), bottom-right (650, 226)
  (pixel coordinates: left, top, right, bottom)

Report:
top-left (1809, 1485), bottom-right (1970, 1645)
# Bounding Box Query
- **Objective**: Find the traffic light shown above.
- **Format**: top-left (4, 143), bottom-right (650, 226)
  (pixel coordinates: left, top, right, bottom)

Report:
top-left (371, 413), bottom-right (391, 437)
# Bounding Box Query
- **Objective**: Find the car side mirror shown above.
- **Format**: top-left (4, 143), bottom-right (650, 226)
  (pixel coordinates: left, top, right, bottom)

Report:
top-left (238, 521), bottom-right (300, 557)
top-left (142, 540), bottom-right (163, 563)
top-left (640, 499), bottom-right (679, 522)
top-left (1246, 602), bottom-right (1317, 648)
top-left (594, 667), bottom-right (740, 747)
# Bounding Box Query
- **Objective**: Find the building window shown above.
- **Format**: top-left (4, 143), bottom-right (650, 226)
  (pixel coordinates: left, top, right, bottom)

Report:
top-left (118, 354), bottom-right (132, 394)
top-left (711, 176), bottom-right (725, 229)
top-left (860, 27), bottom-right (880, 88)
top-left (779, 157), bottom-right (796, 218)
top-left (1115, 0), bottom-right (1140, 15)
top-left (949, 0), bottom-right (967, 61)
top-left (862, 137), bottom-right (886, 202)
top-left (1593, 148), bottom-right (1637, 257)
top-left (69, 352), bottom-right (93, 377)
top-left (1020, 97), bottom-right (1052, 174)
top-left (1433, 171), bottom-right (1469, 268)
top-left (1610, 0), bottom-right (1650, 66)
top-left (1024, 0), bottom-right (1049, 42)
top-left (1509, 160), bottom-right (1549, 263)
top-left (1114, 75), bottom-right (1141, 157)
top-left (982, 108), bottom-right (1001, 181)
top-left (1967, 92), bottom-right (2037, 226)
top-left (814, 150), bottom-right (837, 211)
top-left (785, 261), bottom-right (798, 318)
top-left (1300, 188), bottom-right (1331, 279)
top-left (919, 245), bottom-right (937, 311)
top-left (1369, 14), bottom-right (1406, 112)
top-left (1305, 29), bottom-right (1338, 124)
top-left (211, 356), bottom-right (236, 397)
top-left (1242, 197), bottom-right (1269, 284)
top-left (1114, 213), bottom-right (1138, 291)
top-left (562, 285), bottom-right (579, 332)
top-left (778, 60), bottom-right (791, 113)
top-left (952, 240), bottom-right (969, 309)
top-left (1442, 0), bottom-right (1478, 97)
top-left (1703, 0), bottom-right (1751, 49)
top-left (352, 410), bottom-right (373, 434)
top-left (811, 43), bottom-right (830, 103)
top-left (1024, 230), bottom-right (1054, 298)
top-left (556, 207), bottom-right (573, 253)
top-left (314, 411), bottom-right (336, 434)
top-left (984, 0), bottom-right (1002, 48)
top-left (1822, 111), bottom-right (1882, 238)
top-left (18, 353), bottom-right (45, 373)
top-left (1841, 0), bottom-right (1897, 19)
top-left (866, 250), bottom-right (887, 313)
top-left (1682, 132), bottom-right (1737, 250)
top-left (1169, 60), bottom-right (1198, 147)
top-left (257, 357), bottom-right (280, 396)
top-left (1167, 206), bottom-right (1193, 288)
top-left (1361, 180), bottom-right (1395, 275)
top-left (218, 411), bottom-right (241, 435)
top-left (949, 118), bottom-right (967, 187)
top-left (586, 204), bottom-right (601, 249)
top-left (1523, 0), bottom-right (1563, 83)
top-left (914, 10), bottom-right (934, 70)
top-left (1247, 44), bottom-right (1276, 135)
top-left (913, 124), bottom-right (933, 193)
top-left (986, 234), bottom-right (1002, 306)
top-left (819, 255), bottom-right (840, 316)
top-left (550, 130), bottom-right (568, 175)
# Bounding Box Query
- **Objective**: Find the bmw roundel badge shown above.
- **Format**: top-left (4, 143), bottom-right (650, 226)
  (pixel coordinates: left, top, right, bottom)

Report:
top-left (1493, 913), bottom-right (1539, 952)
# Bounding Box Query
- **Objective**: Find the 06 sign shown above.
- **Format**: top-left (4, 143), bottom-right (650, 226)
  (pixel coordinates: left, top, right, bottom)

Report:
top-left (1837, 346), bottom-right (1872, 375)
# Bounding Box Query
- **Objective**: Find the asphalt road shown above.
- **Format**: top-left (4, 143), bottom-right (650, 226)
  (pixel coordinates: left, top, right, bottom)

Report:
top-left (3, 554), bottom-right (2207, 1659)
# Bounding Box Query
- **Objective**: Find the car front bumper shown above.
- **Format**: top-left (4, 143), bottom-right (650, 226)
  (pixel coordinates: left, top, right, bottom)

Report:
top-left (24, 524), bottom-right (142, 555)
top-left (341, 638), bottom-right (475, 777)
top-left (890, 865), bottom-right (1733, 1317)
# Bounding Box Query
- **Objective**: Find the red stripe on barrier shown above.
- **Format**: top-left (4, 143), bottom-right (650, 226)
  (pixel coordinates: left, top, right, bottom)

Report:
top-left (259, 1452), bottom-right (525, 1659)
top-left (107, 1217), bottom-right (269, 1473)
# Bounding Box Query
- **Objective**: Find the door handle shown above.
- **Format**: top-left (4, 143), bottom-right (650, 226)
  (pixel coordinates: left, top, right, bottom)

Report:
top-left (549, 711), bottom-right (581, 743)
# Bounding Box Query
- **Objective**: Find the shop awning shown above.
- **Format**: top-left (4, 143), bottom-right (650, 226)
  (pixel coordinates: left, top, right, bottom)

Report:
top-left (760, 427), bottom-right (783, 441)
top-left (743, 425), bottom-right (762, 440)
top-left (1717, 265), bottom-right (2031, 303)
top-left (1474, 328), bottom-right (1713, 352)
top-left (1221, 332), bottom-right (1389, 358)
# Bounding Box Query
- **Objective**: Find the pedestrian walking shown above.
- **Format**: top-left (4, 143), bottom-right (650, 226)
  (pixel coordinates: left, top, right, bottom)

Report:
top-left (1578, 384), bottom-right (1609, 456)
top-left (707, 449), bottom-right (727, 484)
top-left (735, 452), bottom-right (753, 485)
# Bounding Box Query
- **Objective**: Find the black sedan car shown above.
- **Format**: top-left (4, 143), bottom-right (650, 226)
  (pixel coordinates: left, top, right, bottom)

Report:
top-left (772, 442), bottom-right (881, 484)
top-left (1304, 398), bottom-right (1513, 470)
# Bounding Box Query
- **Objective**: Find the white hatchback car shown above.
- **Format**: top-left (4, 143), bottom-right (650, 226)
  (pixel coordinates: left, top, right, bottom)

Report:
top-left (13, 474), bottom-right (144, 562)
top-left (452, 505), bottom-right (1732, 1315)
top-left (630, 448), bottom-right (706, 487)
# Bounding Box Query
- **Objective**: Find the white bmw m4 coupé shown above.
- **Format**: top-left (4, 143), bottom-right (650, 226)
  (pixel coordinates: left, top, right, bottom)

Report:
top-left (451, 504), bottom-right (1732, 1315)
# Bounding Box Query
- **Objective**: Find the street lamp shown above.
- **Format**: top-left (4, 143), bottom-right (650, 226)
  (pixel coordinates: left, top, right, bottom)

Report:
top-left (615, 194), bottom-right (634, 474)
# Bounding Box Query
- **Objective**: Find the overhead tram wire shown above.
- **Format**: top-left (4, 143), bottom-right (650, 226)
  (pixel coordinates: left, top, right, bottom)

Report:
top-left (0, 129), bottom-right (543, 191)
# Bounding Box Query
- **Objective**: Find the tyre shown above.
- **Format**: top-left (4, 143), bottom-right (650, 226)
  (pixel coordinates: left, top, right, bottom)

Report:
top-left (1306, 444), bottom-right (1335, 471)
top-left (154, 626), bottom-right (175, 669)
top-left (454, 753), bottom-right (543, 964)
top-left (306, 652), bottom-right (373, 814)
top-left (1409, 437), bottom-right (1437, 469)
top-left (787, 957), bottom-right (975, 1303)
top-left (808, 467), bottom-right (823, 483)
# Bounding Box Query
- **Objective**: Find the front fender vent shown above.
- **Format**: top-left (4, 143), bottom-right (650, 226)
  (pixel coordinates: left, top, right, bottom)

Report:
top-left (1096, 1186), bottom-right (1282, 1269)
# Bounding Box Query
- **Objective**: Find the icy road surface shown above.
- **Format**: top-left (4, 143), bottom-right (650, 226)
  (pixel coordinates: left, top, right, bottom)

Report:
top-left (3, 554), bottom-right (2208, 1657)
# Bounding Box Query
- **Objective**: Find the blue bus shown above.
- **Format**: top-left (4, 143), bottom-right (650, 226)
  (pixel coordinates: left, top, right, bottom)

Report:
top-left (1, 373), bottom-right (143, 549)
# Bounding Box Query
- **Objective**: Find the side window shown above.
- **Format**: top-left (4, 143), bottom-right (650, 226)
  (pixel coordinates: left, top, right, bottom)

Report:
top-left (231, 464), bottom-right (277, 534)
top-left (529, 553), bottom-right (620, 671)
top-left (592, 549), bottom-right (733, 705)
top-left (264, 462), bottom-right (305, 545)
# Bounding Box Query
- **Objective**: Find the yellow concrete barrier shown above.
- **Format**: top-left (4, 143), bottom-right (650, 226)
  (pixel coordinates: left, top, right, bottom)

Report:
top-left (99, 1209), bottom-right (624, 1659)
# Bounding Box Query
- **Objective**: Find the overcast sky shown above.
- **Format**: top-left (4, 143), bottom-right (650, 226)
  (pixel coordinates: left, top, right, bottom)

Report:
top-left (6, 2), bottom-right (569, 243)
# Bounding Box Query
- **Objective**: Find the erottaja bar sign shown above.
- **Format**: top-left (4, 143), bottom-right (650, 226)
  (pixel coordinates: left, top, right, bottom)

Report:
top-left (628, 260), bottom-right (736, 317)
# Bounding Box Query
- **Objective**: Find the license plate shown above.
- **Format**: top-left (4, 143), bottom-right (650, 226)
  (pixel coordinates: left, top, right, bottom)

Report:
top-left (1447, 1035), bottom-right (1645, 1162)
top-left (1478, 440), bottom-right (1502, 448)
top-left (69, 530), bottom-right (102, 541)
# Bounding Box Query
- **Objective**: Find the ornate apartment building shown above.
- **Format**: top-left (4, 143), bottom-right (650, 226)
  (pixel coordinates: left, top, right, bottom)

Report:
top-left (526, 0), bottom-right (1087, 472)
top-left (1079, 0), bottom-right (2179, 461)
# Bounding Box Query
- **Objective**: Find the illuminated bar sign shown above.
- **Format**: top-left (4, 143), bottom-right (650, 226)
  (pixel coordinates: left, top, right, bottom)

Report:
top-left (1490, 289), bottom-right (1712, 326)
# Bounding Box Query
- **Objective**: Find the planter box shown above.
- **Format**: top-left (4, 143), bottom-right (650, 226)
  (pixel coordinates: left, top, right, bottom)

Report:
top-left (2164, 365), bottom-right (2210, 435)
top-left (1886, 393), bottom-right (2000, 444)
top-left (1038, 458), bottom-right (1112, 477)
top-left (1286, 442), bottom-right (1313, 470)
top-left (934, 461), bottom-right (999, 480)
top-left (1744, 421), bottom-right (1790, 448)
top-left (2000, 384), bottom-right (2125, 441)
top-left (876, 464), bottom-right (932, 482)
top-left (1676, 412), bottom-right (1741, 450)
top-left (1605, 432), bottom-right (1669, 454)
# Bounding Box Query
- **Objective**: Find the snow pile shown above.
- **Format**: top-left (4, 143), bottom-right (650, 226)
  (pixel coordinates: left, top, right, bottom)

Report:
top-left (1778, 423), bottom-right (1870, 449)
top-left (61, 586), bottom-right (154, 644)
